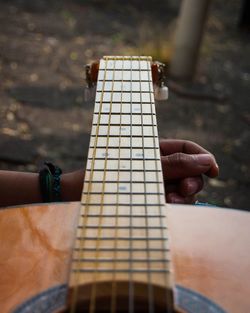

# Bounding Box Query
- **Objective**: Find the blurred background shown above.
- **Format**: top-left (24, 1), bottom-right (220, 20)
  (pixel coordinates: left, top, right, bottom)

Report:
top-left (0, 0), bottom-right (249, 210)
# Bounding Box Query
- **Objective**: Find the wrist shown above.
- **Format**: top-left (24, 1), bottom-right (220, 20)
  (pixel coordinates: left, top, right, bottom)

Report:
top-left (61, 170), bottom-right (85, 201)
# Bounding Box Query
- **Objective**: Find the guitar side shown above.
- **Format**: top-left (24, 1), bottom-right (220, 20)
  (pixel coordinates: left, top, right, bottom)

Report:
top-left (0, 203), bottom-right (249, 313)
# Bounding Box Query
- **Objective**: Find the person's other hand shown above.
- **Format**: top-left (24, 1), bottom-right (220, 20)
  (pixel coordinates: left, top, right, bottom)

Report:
top-left (160, 139), bottom-right (219, 204)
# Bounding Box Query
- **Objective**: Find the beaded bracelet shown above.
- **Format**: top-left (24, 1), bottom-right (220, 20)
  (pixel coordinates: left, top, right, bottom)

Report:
top-left (39, 162), bottom-right (62, 202)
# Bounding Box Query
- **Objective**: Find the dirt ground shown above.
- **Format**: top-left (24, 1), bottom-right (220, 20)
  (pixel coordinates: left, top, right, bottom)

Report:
top-left (0, 0), bottom-right (249, 210)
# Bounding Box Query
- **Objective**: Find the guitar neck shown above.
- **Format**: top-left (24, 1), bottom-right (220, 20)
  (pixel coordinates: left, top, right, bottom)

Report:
top-left (70, 56), bottom-right (174, 311)
top-left (87, 56), bottom-right (164, 204)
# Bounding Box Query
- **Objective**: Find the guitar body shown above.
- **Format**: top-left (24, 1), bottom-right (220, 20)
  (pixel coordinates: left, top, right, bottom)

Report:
top-left (0, 202), bottom-right (249, 313)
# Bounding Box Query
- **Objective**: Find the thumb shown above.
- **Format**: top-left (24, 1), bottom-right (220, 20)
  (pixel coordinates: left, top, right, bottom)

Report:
top-left (161, 153), bottom-right (218, 180)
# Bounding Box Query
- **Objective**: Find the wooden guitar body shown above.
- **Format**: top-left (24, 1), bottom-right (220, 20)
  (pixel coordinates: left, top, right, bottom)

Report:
top-left (0, 202), bottom-right (249, 313)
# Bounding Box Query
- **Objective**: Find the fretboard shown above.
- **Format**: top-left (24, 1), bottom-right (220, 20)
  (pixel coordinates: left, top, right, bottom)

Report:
top-left (70, 56), bottom-right (173, 312)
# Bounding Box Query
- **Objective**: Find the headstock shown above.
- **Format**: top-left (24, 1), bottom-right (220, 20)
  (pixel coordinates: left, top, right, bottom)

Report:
top-left (84, 60), bottom-right (168, 101)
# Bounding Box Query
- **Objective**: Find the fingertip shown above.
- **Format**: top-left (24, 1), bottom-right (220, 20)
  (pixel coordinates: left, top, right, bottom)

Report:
top-left (166, 193), bottom-right (186, 204)
top-left (206, 162), bottom-right (219, 178)
top-left (179, 177), bottom-right (203, 196)
top-left (166, 192), bottom-right (196, 204)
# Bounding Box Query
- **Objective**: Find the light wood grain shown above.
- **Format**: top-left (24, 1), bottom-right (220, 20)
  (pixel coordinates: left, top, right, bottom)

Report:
top-left (69, 56), bottom-right (174, 311)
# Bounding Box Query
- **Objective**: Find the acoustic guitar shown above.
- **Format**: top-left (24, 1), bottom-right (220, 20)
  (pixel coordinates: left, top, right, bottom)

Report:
top-left (0, 56), bottom-right (249, 313)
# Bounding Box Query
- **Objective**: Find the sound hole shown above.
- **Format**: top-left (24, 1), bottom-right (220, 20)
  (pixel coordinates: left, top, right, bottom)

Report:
top-left (12, 284), bottom-right (226, 313)
top-left (67, 281), bottom-right (174, 313)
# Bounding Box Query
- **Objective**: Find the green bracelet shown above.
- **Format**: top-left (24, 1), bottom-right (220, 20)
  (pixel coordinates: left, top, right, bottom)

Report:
top-left (39, 162), bottom-right (62, 202)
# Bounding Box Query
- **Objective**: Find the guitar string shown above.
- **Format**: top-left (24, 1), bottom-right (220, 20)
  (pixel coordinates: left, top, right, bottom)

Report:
top-left (129, 56), bottom-right (134, 313)
top-left (110, 56), bottom-right (124, 313)
top-left (69, 57), bottom-right (109, 313)
top-left (71, 56), bottom-right (171, 313)
top-left (89, 56), bottom-right (116, 313)
top-left (139, 57), bottom-right (154, 313)
top-left (146, 60), bottom-right (173, 312)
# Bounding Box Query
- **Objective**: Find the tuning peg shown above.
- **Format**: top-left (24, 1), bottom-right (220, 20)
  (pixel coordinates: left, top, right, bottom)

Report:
top-left (154, 84), bottom-right (169, 101)
top-left (84, 62), bottom-right (99, 102)
top-left (152, 61), bottom-right (169, 101)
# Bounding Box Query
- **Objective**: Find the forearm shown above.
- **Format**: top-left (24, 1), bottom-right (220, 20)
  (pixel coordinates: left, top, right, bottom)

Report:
top-left (0, 169), bottom-right (84, 208)
top-left (0, 170), bottom-right (42, 207)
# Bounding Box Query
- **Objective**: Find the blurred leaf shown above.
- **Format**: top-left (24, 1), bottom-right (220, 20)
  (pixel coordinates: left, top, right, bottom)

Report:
top-left (70, 51), bottom-right (78, 61)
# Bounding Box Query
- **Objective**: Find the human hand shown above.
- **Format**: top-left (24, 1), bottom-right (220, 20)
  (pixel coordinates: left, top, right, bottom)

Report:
top-left (160, 139), bottom-right (219, 204)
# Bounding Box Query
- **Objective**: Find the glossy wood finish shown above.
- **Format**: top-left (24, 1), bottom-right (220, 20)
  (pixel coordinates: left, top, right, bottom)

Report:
top-left (0, 203), bottom-right (250, 312)
top-left (0, 203), bottom-right (80, 313)
top-left (169, 204), bottom-right (250, 313)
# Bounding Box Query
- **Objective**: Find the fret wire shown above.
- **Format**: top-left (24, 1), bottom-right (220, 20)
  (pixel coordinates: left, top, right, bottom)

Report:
top-left (103, 56), bottom-right (151, 60)
top-left (95, 101), bottom-right (154, 104)
top-left (92, 123), bottom-right (157, 126)
top-left (90, 134), bottom-right (158, 138)
top-left (98, 79), bottom-right (151, 83)
top-left (85, 169), bottom-right (161, 172)
top-left (73, 258), bottom-right (169, 263)
top-left (77, 236), bottom-right (167, 241)
top-left (98, 68), bottom-right (150, 72)
top-left (74, 248), bottom-right (169, 252)
top-left (80, 214), bottom-right (166, 218)
top-left (80, 202), bottom-right (165, 207)
top-left (93, 112), bottom-right (156, 116)
top-left (87, 157), bottom-right (160, 161)
top-left (84, 180), bottom-right (162, 184)
top-left (70, 60), bottom-right (109, 313)
top-left (82, 192), bottom-right (164, 195)
top-left (96, 90), bottom-right (153, 93)
top-left (72, 268), bottom-right (171, 272)
top-left (89, 146), bottom-right (158, 149)
top-left (78, 225), bottom-right (167, 229)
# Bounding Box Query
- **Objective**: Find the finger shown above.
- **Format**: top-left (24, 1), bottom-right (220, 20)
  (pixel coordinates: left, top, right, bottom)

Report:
top-left (164, 181), bottom-right (178, 194)
top-left (160, 139), bottom-right (219, 178)
top-left (166, 192), bottom-right (196, 204)
top-left (161, 152), bottom-right (219, 180)
top-left (178, 176), bottom-right (204, 197)
top-left (160, 139), bottom-right (210, 155)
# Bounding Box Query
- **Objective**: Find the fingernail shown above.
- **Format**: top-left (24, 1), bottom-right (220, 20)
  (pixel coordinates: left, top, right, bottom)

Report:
top-left (196, 154), bottom-right (212, 166)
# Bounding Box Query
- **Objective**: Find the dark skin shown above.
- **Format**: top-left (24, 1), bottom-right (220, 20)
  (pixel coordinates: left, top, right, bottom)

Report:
top-left (0, 139), bottom-right (219, 208)
top-left (160, 139), bottom-right (218, 203)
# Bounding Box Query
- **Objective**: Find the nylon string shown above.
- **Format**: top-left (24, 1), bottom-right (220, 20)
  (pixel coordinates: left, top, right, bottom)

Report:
top-left (70, 58), bottom-right (109, 313)
top-left (129, 56), bottom-right (134, 313)
top-left (139, 57), bottom-right (154, 313)
top-left (110, 56), bottom-right (124, 313)
top-left (89, 57), bottom-right (117, 313)
top-left (146, 60), bottom-right (173, 312)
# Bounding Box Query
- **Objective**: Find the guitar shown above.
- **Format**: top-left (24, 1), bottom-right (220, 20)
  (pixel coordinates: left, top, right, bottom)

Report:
top-left (0, 56), bottom-right (250, 313)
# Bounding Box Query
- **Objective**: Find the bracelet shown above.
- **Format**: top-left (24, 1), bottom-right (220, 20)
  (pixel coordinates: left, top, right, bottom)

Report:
top-left (39, 162), bottom-right (62, 202)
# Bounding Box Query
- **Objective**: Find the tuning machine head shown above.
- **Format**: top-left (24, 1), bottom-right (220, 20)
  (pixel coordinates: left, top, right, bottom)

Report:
top-left (151, 61), bottom-right (169, 101)
top-left (84, 61), bottom-right (99, 101)
top-left (84, 59), bottom-right (169, 102)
